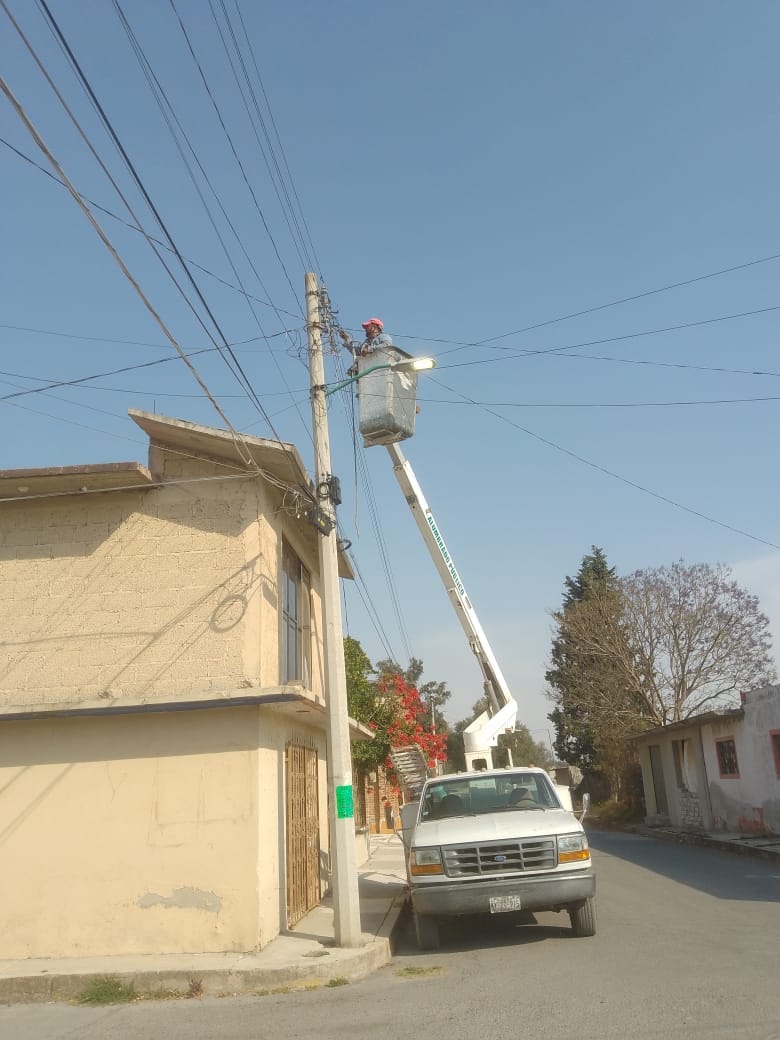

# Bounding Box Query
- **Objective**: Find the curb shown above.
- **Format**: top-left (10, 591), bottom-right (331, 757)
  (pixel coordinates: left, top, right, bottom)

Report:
top-left (0, 940), bottom-right (389, 1006)
top-left (632, 825), bottom-right (780, 863)
top-left (0, 894), bottom-right (410, 1006)
top-left (588, 819), bottom-right (780, 863)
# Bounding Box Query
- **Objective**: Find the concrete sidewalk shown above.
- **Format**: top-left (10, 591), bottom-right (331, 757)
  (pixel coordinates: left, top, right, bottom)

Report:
top-left (0, 833), bottom-right (409, 1006)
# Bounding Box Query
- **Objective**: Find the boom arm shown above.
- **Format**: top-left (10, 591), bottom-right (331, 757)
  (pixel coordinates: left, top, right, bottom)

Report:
top-left (386, 443), bottom-right (518, 769)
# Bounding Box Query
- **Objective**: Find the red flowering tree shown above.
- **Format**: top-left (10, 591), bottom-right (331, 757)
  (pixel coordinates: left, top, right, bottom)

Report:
top-left (380, 673), bottom-right (448, 781)
top-left (345, 638), bottom-right (447, 781)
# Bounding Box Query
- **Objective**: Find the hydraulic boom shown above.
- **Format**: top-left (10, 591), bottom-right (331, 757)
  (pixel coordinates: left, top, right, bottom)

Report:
top-left (386, 442), bottom-right (518, 769)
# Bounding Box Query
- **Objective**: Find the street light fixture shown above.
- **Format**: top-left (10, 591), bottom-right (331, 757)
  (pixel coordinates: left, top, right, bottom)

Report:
top-left (325, 356), bottom-right (436, 397)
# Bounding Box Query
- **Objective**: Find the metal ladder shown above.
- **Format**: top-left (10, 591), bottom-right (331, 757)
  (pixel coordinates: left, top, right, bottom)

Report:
top-left (389, 745), bottom-right (431, 799)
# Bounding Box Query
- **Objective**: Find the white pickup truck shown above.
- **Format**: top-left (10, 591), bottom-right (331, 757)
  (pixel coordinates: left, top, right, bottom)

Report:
top-left (402, 766), bottom-right (596, 949)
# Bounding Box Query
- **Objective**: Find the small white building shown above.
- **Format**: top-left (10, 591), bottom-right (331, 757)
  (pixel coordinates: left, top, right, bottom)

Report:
top-left (635, 684), bottom-right (780, 834)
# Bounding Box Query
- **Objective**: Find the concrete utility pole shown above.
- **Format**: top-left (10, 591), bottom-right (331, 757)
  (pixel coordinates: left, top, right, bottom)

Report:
top-left (305, 272), bottom-right (362, 947)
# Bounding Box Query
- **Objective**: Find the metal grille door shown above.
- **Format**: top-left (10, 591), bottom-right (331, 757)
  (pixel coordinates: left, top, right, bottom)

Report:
top-left (285, 743), bottom-right (321, 927)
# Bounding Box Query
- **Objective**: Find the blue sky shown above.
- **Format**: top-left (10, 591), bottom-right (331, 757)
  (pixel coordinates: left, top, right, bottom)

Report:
top-left (2, 1), bottom-right (780, 741)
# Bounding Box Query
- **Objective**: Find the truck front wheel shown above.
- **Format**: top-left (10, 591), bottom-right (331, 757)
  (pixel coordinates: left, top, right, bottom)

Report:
top-left (568, 898), bottom-right (596, 937)
top-left (414, 911), bottom-right (440, 950)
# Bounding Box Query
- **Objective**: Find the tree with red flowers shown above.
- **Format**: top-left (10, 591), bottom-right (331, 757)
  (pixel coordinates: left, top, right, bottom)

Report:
top-left (345, 638), bottom-right (447, 775)
top-left (380, 672), bottom-right (448, 771)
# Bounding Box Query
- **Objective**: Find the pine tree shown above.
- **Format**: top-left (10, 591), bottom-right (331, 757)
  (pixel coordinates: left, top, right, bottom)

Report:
top-left (546, 547), bottom-right (619, 772)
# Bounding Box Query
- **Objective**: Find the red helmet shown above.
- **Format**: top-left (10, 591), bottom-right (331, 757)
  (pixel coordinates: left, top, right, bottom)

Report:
top-left (361, 317), bottom-right (384, 330)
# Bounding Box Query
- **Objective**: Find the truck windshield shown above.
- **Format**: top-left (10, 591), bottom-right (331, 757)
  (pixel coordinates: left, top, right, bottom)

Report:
top-left (419, 772), bottom-right (561, 821)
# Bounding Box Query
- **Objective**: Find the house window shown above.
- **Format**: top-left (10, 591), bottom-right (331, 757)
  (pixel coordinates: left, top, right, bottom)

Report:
top-left (281, 542), bottom-right (311, 686)
top-left (771, 731), bottom-right (780, 780)
top-left (715, 737), bottom-right (739, 779)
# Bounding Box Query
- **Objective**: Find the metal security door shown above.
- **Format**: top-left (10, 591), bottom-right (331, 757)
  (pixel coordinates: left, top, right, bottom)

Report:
top-left (285, 743), bottom-right (321, 927)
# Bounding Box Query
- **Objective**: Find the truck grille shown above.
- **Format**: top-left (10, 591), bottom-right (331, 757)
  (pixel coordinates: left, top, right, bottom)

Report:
top-left (442, 838), bottom-right (557, 876)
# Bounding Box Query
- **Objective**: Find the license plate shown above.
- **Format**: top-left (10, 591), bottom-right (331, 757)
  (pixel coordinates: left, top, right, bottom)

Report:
top-left (489, 895), bottom-right (522, 913)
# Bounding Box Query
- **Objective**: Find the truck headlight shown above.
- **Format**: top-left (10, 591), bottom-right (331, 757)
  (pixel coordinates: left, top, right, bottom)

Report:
top-left (558, 833), bottom-right (590, 863)
top-left (410, 847), bottom-right (443, 876)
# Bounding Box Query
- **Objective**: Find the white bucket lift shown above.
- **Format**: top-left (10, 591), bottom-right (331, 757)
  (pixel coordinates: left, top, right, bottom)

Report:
top-left (356, 345), bottom-right (421, 447)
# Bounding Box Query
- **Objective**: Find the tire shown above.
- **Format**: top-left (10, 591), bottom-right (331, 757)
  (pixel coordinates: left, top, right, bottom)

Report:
top-left (568, 898), bottom-right (596, 937)
top-left (414, 911), bottom-right (440, 950)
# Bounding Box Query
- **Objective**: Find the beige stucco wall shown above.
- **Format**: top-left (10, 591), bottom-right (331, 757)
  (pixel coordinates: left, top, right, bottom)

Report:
top-left (0, 440), bottom-right (346, 959)
top-left (0, 455), bottom-right (325, 709)
top-left (0, 706), bottom-right (328, 958)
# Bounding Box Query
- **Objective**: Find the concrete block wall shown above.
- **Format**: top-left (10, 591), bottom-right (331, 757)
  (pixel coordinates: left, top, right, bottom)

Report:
top-left (0, 457), bottom-right (325, 709)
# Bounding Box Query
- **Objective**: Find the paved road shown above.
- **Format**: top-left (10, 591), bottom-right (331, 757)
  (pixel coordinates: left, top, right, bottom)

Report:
top-left (3, 830), bottom-right (779, 1040)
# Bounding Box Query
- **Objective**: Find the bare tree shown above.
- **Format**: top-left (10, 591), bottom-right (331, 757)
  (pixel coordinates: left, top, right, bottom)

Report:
top-left (557, 561), bottom-right (775, 731)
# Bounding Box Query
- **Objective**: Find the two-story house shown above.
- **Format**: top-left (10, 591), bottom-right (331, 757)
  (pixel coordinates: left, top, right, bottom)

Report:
top-left (0, 410), bottom-right (366, 959)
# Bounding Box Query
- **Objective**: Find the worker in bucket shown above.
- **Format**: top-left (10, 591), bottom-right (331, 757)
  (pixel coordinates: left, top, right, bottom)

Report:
top-left (339, 317), bottom-right (393, 357)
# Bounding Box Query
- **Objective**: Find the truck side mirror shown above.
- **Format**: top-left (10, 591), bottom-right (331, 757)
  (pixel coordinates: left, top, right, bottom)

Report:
top-left (579, 792), bottom-right (591, 821)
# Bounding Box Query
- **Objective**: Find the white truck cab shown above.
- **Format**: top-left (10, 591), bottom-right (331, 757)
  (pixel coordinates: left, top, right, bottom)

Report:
top-left (402, 766), bottom-right (595, 949)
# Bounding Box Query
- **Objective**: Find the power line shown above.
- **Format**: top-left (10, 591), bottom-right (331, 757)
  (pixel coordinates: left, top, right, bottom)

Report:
top-left (533, 351), bottom-right (780, 381)
top-left (0, 320), bottom-right (296, 351)
top-left (437, 304), bottom-right (780, 370)
top-left (167, 0), bottom-right (302, 313)
top-left (0, 135), bottom-right (301, 319)
top-left (0, 59), bottom-right (255, 468)
top-left (5, 0), bottom-right (260, 445)
top-left (473, 254), bottom-right (780, 346)
top-left (112, 0), bottom-right (313, 442)
top-left (420, 392), bottom-right (780, 409)
top-left (233, 0), bottom-right (323, 276)
top-left (28, 0), bottom-right (306, 469)
top-left (34, 0), bottom-right (281, 439)
top-left (209, 0), bottom-right (313, 274)
top-left (430, 376), bottom-right (780, 552)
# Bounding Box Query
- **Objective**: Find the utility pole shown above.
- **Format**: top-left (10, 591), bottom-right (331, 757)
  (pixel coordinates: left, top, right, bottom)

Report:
top-left (305, 272), bottom-right (362, 947)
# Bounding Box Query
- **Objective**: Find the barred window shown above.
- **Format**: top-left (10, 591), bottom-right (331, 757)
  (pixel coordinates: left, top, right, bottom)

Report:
top-left (281, 542), bottom-right (311, 686)
top-left (715, 738), bottom-right (739, 779)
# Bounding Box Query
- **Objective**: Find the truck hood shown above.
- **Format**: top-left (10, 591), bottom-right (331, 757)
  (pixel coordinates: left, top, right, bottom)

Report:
top-left (412, 809), bottom-right (583, 847)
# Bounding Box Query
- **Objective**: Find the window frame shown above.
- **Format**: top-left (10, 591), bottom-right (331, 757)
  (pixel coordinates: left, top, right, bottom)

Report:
top-left (715, 736), bottom-right (740, 779)
top-left (770, 730), bottom-right (780, 780)
top-left (280, 541), bottom-right (311, 687)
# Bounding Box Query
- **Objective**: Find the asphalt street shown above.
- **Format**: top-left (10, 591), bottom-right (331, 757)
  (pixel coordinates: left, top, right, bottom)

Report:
top-left (3, 830), bottom-right (779, 1040)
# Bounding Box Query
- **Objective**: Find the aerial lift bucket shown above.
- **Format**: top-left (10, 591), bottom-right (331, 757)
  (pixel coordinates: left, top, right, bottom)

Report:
top-left (356, 345), bottom-right (421, 447)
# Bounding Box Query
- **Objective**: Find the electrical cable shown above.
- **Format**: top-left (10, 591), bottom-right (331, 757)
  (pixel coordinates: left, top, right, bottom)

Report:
top-left (0, 134), bottom-right (301, 318)
top-left (472, 254), bottom-right (780, 346)
top-left (22, 0), bottom-right (313, 499)
top-left (209, 0), bottom-right (313, 274)
top-left (0, 67), bottom-right (256, 470)
top-left (430, 375), bottom-right (780, 552)
top-left (167, 0), bottom-right (302, 314)
top-left (436, 305), bottom-right (780, 369)
top-left (233, 0), bottom-right (323, 277)
top-left (34, 0), bottom-right (284, 450)
top-left (530, 351), bottom-right (780, 381)
top-left (112, 0), bottom-right (313, 443)
top-left (421, 394), bottom-right (780, 410)
top-left (4, 0), bottom-right (261, 463)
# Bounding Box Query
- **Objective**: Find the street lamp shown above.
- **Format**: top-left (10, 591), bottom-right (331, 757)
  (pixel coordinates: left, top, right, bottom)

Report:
top-left (326, 356), bottom-right (436, 397)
